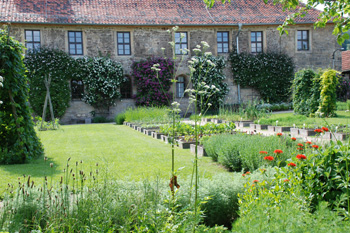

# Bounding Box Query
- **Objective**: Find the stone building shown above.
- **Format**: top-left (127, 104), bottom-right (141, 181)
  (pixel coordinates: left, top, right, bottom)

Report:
top-left (0, 0), bottom-right (342, 123)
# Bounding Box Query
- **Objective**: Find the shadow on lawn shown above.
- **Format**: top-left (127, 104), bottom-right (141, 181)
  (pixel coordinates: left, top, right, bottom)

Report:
top-left (0, 156), bottom-right (61, 178)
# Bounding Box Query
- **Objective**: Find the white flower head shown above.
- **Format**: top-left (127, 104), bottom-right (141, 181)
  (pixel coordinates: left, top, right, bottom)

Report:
top-left (193, 48), bottom-right (201, 53)
top-left (0, 76), bottom-right (3, 82)
top-left (208, 103), bottom-right (212, 107)
top-left (172, 26), bottom-right (179, 32)
top-left (161, 47), bottom-right (165, 51)
top-left (196, 45), bottom-right (201, 49)
top-left (180, 33), bottom-right (186, 39)
top-left (169, 41), bottom-right (175, 47)
top-left (204, 52), bottom-right (212, 56)
top-left (201, 41), bottom-right (210, 48)
top-left (207, 60), bottom-right (216, 67)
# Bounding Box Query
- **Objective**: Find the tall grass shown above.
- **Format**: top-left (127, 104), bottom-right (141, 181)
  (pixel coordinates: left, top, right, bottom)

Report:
top-left (124, 106), bottom-right (171, 125)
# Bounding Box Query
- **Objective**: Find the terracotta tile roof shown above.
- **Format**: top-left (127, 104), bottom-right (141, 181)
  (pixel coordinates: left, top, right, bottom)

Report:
top-left (342, 51), bottom-right (350, 72)
top-left (0, 0), bottom-right (322, 26)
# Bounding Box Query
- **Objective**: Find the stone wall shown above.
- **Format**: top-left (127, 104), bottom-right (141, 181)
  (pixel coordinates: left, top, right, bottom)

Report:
top-left (6, 23), bottom-right (341, 123)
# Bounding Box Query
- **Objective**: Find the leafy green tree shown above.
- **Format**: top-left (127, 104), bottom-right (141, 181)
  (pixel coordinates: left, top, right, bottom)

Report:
top-left (203, 0), bottom-right (350, 44)
top-left (317, 69), bottom-right (339, 117)
top-left (0, 26), bottom-right (43, 164)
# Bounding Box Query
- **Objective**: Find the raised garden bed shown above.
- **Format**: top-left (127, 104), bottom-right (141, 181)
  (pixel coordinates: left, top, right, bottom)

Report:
top-left (190, 144), bottom-right (207, 156)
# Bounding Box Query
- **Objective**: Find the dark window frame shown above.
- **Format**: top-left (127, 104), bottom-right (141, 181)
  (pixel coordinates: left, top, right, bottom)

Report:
top-left (117, 32), bottom-right (131, 56)
top-left (176, 76), bottom-right (186, 98)
top-left (297, 30), bottom-right (310, 51)
top-left (121, 76), bottom-right (133, 99)
top-left (71, 80), bottom-right (84, 100)
top-left (251, 31), bottom-right (263, 54)
top-left (217, 31), bottom-right (229, 54)
top-left (175, 32), bottom-right (188, 55)
top-left (25, 30), bottom-right (41, 52)
top-left (68, 31), bottom-right (83, 55)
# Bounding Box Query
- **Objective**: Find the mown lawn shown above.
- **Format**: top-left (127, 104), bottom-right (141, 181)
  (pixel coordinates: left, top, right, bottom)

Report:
top-left (0, 124), bottom-right (228, 197)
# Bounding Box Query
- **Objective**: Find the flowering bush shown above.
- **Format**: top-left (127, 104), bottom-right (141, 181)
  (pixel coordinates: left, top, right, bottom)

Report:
top-left (25, 47), bottom-right (73, 118)
top-left (190, 54), bottom-right (228, 111)
top-left (75, 56), bottom-right (124, 112)
top-left (132, 57), bottom-right (173, 107)
top-left (229, 52), bottom-right (294, 103)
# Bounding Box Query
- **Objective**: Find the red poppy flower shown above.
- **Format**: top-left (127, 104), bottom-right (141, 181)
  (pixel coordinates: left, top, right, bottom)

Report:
top-left (305, 141), bottom-right (312, 145)
top-left (297, 147), bottom-right (304, 150)
top-left (259, 151), bottom-right (268, 154)
top-left (314, 129), bottom-right (323, 133)
top-left (312, 145), bottom-right (319, 149)
top-left (284, 179), bottom-right (290, 182)
top-left (264, 156), bottom-right (274, 161)
top-left (288, 162), bottom-right (296, 167)
top-left (253, 180), bottom-right (259, 183)
top-left (274, 149), bottom-right (283, 154)
top-left (276, 133), bottom-right (283, 137)
top-left (321, 127), bottom-right (329, 132)
top-left (291, 137), bottom-right (296, 141)
top-left (296, 154), bottom-right (307, 160)
top-left (297, 143), bottom-right (304, 147)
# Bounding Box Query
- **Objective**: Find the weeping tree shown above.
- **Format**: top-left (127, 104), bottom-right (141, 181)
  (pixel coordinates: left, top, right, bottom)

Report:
top-left (0, 26), bottom-right (43, 164)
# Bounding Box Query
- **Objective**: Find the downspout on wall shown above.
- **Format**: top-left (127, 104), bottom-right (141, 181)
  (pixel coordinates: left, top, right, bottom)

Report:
top-left (235, 23), bottom-right (243, 104)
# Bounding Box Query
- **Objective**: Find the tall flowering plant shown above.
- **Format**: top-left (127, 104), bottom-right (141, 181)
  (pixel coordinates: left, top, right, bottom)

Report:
top-left (132, 57), bottom-right (174, 106)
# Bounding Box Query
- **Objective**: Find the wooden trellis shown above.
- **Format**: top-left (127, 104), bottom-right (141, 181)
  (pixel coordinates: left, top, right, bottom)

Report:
top-left (40, 74), bottom-right (56, 130)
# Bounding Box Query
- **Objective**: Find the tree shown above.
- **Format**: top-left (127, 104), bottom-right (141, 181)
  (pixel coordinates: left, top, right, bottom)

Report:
top-left (0, 26), bottom-right (43, 164)
top-left (203, 0), bottom-right (350, 45)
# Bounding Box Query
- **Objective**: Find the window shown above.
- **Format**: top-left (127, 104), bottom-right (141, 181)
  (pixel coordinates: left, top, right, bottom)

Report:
top-left (176, 76), bottom-right (185, 98)
top-left (175, 32), bottom-right (188, 55)
top-left (297, 30), bottom-right (309, 51)
top-left (25, 30), bottom-right (41, 51)
top-left (71, 80), bottom-right (84, 100)
top-left (121, 76), bottom-right (132, 98)
top-left (68, 31), bottom-right (83, 55)
top-left (217, 31), bottom-right (229, 53)
top-left (117, 32), bottom-right (131, 55)
top-left (251, 31), bottom-right (263, 54)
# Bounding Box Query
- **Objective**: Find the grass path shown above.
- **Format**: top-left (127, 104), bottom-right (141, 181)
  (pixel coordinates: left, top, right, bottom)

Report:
top-left (0, 124), bottom-right (228, 196)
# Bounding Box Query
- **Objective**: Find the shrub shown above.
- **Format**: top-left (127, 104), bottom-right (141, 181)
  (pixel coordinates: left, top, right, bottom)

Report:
top-left (132, 57), bottom-right (173, 107)
top-left (203, 133), bottom-right (294, 171)
top-left (115, 113), bottom-right (125, 125)
top-left (75, 56), bottom-right (124, 114)
top-left (92, 116), bottom-right (113, 123)
top-left (0, 26), bottom-right (43, 164)
top-left (229, 52), bottom-right (294, 103)
top-left (191, 55), bottom-right (229, 111)
top-left (292, 69), bottom-right (321, 116)
top-left (336, 75), bottom-right (350, 101)
top-left (317, 69), bottom-right (339, 117)
top-left (25, 47), bottom-right (73, 119)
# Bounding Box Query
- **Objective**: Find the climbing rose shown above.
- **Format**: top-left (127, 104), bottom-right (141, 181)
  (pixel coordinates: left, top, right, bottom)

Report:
top-left (312, 145), bottom-right (319, 149)
top-left (264, 156), bottom-right (274, 161)
top-left (274, 149), bottom-right (283, 154)
top-left (296, 154), bottom-right (307, 160)
top-left (288, 162), bottom-right (296, 167)
top-left (321, 127), bottom-right (329, 132)
top-left (291, 137), bottom-right (296, 141)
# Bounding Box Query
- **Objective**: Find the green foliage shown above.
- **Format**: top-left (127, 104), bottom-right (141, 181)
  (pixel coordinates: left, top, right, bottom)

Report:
top-left (238, 100), bottom-right (270, 120)
top-left (229, 52), bottom-right (294, 103)
top-left (292, 68), bottom-right (321, 116)
top-left (115, 113), bottom-right (126, 125)
top-left (191, 55), bottom-right (229, 110)
top-left (91, 116), bottom-right (113, 123)
top-left (33, 116), bottom-right (60, 130)
top-left (124, 106), bottom-right (171, 124)
top-left (0, 26), bottom-right (43, 164)
top-left (25, 47), bottom-right (73, 119)
top-left (317, 69), bottom-right (339, 117)
top-left (75, 56), bottom-right (124, 112)
top-left (203, 133), bottom-right (295, 171)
